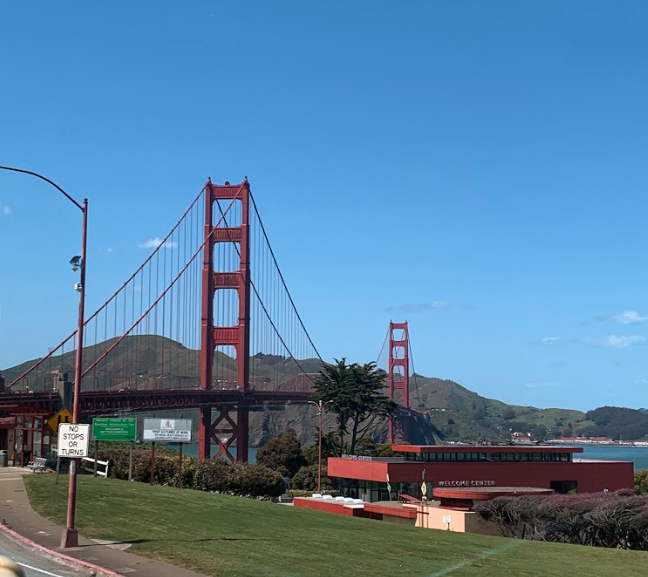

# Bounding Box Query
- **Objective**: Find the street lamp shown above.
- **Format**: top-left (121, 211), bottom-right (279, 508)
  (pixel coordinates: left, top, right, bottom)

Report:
top-left (307, 399), bottom-right (333, 494)
top-left (0, 165), bottom-right (87, 549)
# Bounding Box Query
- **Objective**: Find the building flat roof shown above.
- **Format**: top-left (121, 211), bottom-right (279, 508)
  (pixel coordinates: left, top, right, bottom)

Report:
top-left (434, 486), bottom-right (554, 504)
top-left (392, 445), bottom-right (584, 454)
top-left (436, 486), bottom-right (552, 494)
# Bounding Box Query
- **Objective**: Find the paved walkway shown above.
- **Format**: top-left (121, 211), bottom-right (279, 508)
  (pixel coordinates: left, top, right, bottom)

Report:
top-left (0, 466), bottom-right (207, 577)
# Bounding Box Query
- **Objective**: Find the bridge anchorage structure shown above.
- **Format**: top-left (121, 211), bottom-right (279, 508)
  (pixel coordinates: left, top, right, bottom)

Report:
top-left (2, 178), bottom-right (322, 462)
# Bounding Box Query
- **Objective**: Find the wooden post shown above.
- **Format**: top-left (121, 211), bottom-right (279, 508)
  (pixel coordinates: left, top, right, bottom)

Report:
top-left (30, 416), bottom-right (35, 462)
top-left (94, 440), bottom-right (98, 477)
top-left (178, 443), bottom-right (183, 489)
top-left (128, 442), bottom-right (134, 482)
top-left (150, 442), bottom-right (155, 486)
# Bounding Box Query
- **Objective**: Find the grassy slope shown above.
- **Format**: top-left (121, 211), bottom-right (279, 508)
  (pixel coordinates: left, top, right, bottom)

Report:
top-left (25, 476), bottom-right (647, 577)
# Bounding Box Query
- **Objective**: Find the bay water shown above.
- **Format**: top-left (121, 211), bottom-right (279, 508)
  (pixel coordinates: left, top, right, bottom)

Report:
top-left (575, 445), bottom-right (648, 471)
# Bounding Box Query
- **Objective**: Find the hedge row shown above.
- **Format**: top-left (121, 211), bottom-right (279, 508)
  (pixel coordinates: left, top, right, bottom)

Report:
top-left (93, 447), bottom-right (286, 498)
top-left (477, 490), bottom-right (648, 550)
top-left (288, 489), bottom-right (340, 498)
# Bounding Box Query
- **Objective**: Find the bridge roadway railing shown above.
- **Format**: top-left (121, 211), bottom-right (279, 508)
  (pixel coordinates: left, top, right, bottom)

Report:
top-left (0, 389), bottom-right (313, 416)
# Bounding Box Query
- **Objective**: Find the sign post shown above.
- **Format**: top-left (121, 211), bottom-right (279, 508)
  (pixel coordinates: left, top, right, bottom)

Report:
top-left (129, 441), bottom-right (134, 482)
top-left (150, 441), bottom-right (156, 486)
top-left (178, 443), bottom-right (183, 489)
top-left (143, 419), bottom-right (192, 489)
top-left (443, 514), bottom-right (452, 531)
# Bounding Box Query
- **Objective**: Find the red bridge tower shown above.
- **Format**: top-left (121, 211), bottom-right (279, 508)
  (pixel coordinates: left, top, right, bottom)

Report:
top-left (388, 321), bottom-right (409, 444)
top-left (199, 179), bottom-right (251, 462)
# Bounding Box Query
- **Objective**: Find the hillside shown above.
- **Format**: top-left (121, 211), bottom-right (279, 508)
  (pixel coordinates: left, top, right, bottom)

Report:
top-left (578, 407), bottom-right (648, 441)
top-left (407, 375), bottom-right (588, 443)
top-left (0, 335), bottom-right (604, 446)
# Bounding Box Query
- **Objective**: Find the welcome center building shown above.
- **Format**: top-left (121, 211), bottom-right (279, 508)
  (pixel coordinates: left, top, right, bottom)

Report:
top-left (327, 444), bottom-right (634, 503)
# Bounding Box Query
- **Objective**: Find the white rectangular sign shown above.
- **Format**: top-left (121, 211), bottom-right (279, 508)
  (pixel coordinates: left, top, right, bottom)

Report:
top-left (143, 418), bottom-right (192, 442)
top-left (58, 424), bottom-right (90, 457)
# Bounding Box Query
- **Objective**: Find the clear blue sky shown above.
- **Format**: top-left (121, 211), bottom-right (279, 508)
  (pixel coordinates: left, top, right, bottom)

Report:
top-left (1, 1), bottom-right (648, 412)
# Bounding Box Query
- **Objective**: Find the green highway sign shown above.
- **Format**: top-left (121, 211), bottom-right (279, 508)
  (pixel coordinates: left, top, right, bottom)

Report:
top-left (92, 418), bottom-right (137, 442)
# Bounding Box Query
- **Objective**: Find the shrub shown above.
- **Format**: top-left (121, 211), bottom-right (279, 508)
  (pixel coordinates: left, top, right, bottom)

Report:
top-left (291, 464), bottom-right (334, 491)
top-left (476, 491), bottom-right (648, 550)
top-left (256, 428), bottom-right (306, 477)
top-left (635, 469), bottom-right (648, 494)
top-left (229, 463), bottom-right (286, 498)
top-left (289, 489), bottom-right (340, 498)
top-left (94, 446), bottom-right (285, 498)
top-left (191, 459), bottom-right (231, 492)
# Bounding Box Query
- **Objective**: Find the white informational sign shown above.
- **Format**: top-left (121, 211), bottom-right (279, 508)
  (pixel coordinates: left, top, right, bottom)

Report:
top-left (443, 515), bottom-right (452, 524)
top-left (58, 424), bottom-right (90, 457)
top-left (143, 418), bottom-right (192, 442)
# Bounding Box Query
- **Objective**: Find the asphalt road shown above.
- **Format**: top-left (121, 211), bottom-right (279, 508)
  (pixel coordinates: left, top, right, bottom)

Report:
top-left (0, 533), bottom-right (87, 577)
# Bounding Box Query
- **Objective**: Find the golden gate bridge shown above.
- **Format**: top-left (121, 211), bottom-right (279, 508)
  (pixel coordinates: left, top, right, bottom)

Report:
top-left (0, 178), bottom-right (424, 460)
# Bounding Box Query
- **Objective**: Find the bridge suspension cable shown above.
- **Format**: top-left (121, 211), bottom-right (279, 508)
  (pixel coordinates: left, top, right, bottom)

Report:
top-left (6, 179), bottom-right (320, 396)
top-left (212, 188), bottom-right (321, 390)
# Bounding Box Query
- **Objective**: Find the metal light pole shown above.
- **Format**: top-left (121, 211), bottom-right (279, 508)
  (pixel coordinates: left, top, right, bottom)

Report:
top-left (0, 166), bottom-right (87, 549)
top-left (308, 400), bottom-right (332, 494)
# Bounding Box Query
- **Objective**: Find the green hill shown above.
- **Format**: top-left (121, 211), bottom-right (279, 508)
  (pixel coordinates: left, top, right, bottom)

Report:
top-left (403, 375), bottom-right (587, 443)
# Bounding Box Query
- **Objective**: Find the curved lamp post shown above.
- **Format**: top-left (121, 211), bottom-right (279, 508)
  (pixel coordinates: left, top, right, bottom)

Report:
top-left (307, 399), bottom-right (333, 494)
top-left (0, 165), bottom-right (87, 548)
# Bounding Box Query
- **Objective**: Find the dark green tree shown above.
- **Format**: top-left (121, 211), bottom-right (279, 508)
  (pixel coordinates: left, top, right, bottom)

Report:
top-left (256, 428), bottom-right (306, 477)
top-left (313, 358), bottom-right (397, 454)
top-left (291, 464), bottom-right (334, 491)
top-left (303, 431), bottom-right (342, 464)
top-left (531, 424), bottom-right (548, 441)
top-left (355, 437), bottom-right (397, 457)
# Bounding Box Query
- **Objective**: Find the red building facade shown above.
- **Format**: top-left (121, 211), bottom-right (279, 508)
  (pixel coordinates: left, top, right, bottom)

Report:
top-left (328, 445), bottom-right (634, 502)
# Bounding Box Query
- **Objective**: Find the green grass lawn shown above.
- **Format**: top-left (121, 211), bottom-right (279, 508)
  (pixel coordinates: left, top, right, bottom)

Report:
top-left (24, 475), bottom-right (648, 577)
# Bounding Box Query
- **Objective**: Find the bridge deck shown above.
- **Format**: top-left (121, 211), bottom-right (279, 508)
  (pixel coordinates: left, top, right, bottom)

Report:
top-left (0, 389), bottom-right (313, 415)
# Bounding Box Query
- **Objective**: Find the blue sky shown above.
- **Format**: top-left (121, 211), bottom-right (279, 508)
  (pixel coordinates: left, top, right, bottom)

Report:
top-left (1, 1), bottom-right (648, 412)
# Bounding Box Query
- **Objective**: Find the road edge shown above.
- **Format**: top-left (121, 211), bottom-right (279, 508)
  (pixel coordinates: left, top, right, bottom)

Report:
top-left (0, 522), bottom-right (124, 577)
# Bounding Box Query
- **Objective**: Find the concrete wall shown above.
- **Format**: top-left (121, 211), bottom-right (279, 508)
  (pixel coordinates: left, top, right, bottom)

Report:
top-left (415, 505), bottom-right (500, 536)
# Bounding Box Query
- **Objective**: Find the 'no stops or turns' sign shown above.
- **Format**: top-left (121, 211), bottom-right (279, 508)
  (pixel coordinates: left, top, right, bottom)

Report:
top-left (58, 424), bottom-right (90, 457)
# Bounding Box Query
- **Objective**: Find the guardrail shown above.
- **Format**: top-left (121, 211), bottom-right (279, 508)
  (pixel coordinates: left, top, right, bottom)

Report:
top-left (82, 457), bottom-right (109, 478)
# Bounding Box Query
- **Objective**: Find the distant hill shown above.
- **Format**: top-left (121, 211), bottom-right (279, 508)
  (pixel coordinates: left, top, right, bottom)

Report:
top-left (576, 407), bottom-right (648, 441)
top-left (405, 375), bottom-right (588, 443)
top-left (3, 335), bottom-right (641, 446)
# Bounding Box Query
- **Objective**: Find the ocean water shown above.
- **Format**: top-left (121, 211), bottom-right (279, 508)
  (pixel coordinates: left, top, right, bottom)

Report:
top-left (575, 445), bottom-right (648, 471)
